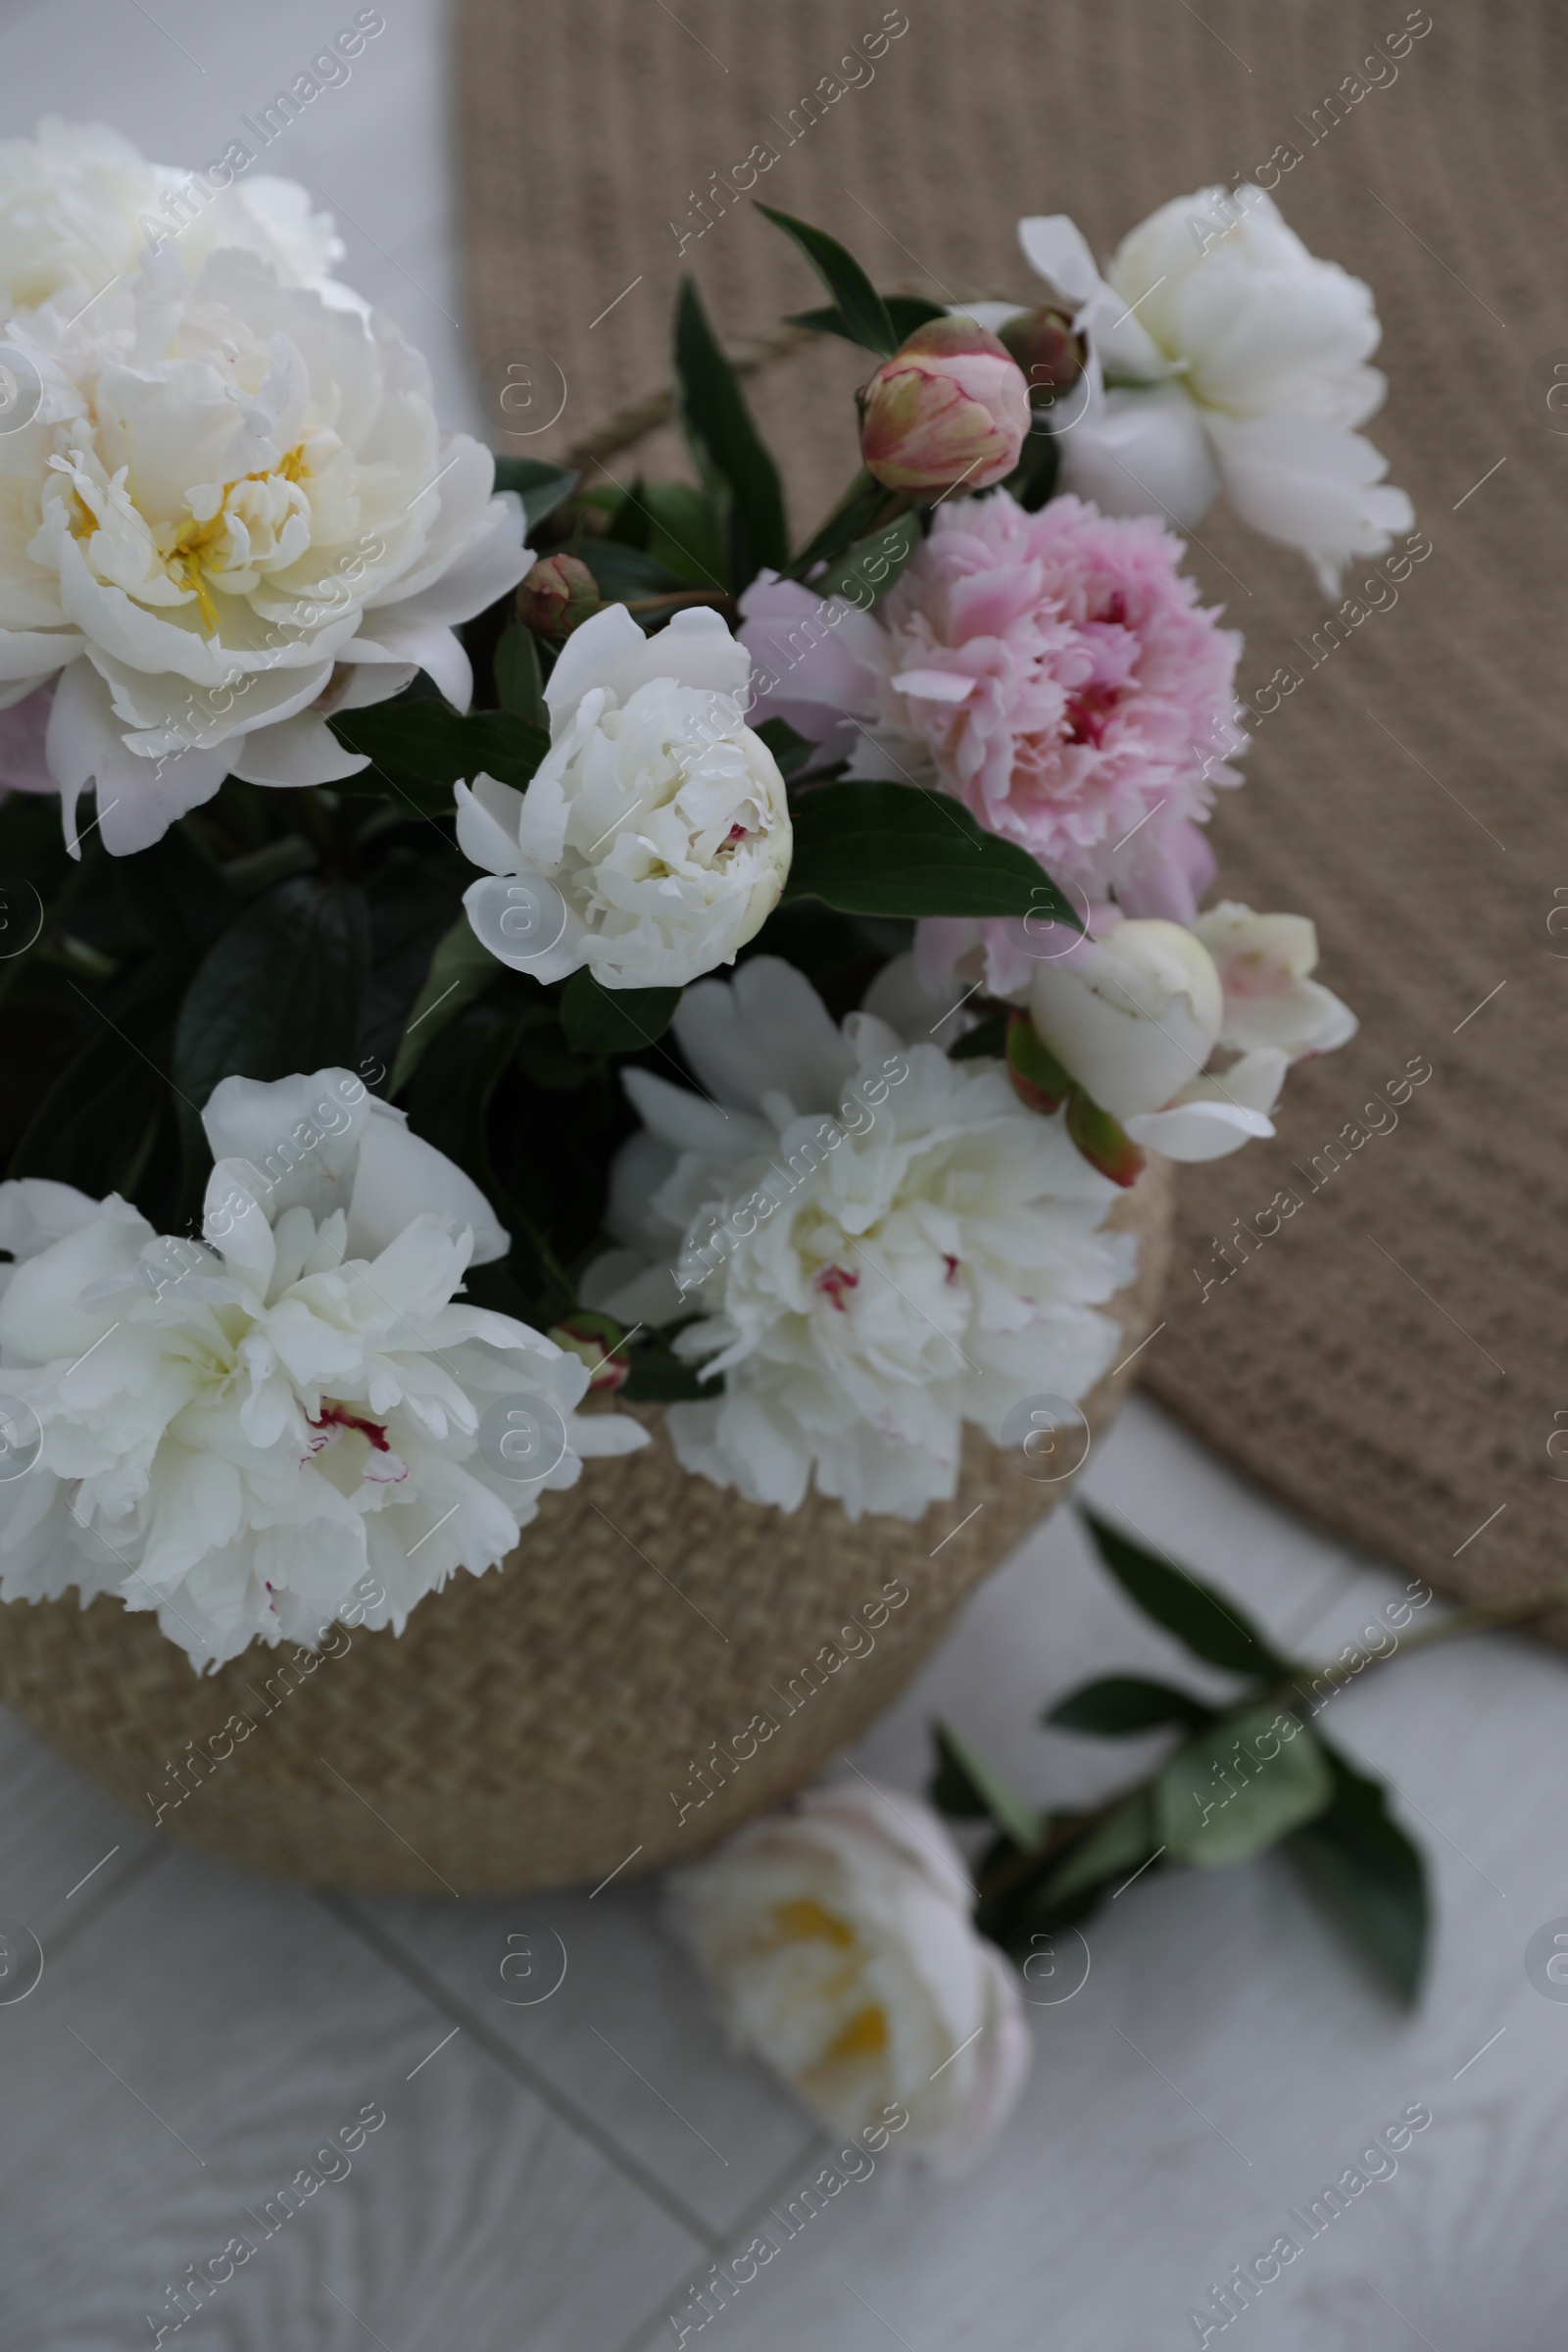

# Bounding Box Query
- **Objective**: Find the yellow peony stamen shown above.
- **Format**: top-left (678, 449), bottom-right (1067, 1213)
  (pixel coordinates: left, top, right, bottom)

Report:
top-left (821, 2004), bottom-right (890, 2062)
top-left (760, 1897), bottom-right (857, 1951)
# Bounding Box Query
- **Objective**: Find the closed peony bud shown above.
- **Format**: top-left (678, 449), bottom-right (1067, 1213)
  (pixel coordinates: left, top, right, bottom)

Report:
top-left (858, 317), bottom-right (1031, 495)
top-left (1028, 919), bottom-right (1223, 1120)
top-left (998, 305), bottom-right (1086, 407)
top-left (547, 1311), bottom-right (630, 1395)
top-left (516, 553), bottom-right (602, 640)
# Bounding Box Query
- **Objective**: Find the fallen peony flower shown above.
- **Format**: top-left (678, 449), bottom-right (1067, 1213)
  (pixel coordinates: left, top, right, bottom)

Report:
top-left (666, 1778), bottom-right (1032, 2176)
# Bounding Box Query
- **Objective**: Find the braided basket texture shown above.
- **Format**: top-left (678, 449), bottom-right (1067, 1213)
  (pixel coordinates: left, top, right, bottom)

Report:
top-left (0, 1166), bottom-right (1170, 1893)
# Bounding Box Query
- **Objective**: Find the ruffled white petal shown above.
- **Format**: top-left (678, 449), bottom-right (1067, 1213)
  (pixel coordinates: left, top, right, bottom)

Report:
top-left (0, 1064), bottom-right (634, 1668)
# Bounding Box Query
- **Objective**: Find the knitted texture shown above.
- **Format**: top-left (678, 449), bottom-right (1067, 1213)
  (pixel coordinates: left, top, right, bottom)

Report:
top-left (457, 0), bottom-right (1568, 1627)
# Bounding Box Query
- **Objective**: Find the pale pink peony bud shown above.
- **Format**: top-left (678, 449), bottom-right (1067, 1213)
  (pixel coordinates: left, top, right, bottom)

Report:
top-left (547, 1311), bottom-right (631, 1395)
top-left (858, 317), bottom-right (1031, 495)
top-left (998, 305), bottom-right (1086, 408)
top-left (516, 553), bottom-right (602, 640)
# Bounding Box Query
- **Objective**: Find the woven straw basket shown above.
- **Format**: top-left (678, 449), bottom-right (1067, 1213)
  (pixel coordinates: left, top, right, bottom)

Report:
top-left (0, 1167), bottom-right (1170, 1893)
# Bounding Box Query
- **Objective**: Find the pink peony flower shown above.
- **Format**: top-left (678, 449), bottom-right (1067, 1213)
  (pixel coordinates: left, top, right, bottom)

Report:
top-left (869, 491), bottom-right (1243, 919)
top-left (739, 492), bottom-right (1244, 966)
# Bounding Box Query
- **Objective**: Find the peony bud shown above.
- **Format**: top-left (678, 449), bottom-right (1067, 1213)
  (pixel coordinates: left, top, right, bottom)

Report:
top-left (548, 1310), bottom-right (631, 1395)
top-left (516, 553), bottom-right (603, 641)
top-left (998, 305), bottom-right (1086, 409)
top-left (858, 317), bottom-right (1031, 496)
top-left (1028, 918), bottom-right (1224, 1120)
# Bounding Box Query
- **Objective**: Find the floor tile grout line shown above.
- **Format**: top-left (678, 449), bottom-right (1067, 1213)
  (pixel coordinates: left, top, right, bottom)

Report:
top-left (613, 2125), bottom-right (830, 2352)
top-left (317, 1891), bottom-right (727, 2253)
top-left (43, 1837), bottom-right (171, 1965)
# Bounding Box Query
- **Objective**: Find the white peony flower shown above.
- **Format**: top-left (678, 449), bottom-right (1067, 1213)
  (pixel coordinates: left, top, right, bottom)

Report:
top-left (666, 1779), bottom-right (1032, 2177)
top-left (456, 603), bottom-right (793, 992)
top-left (1028, 909), bottom-right (1355, 1163)
top-left (0, 242), bottom-right (532, 855)
top-left (1016, 190), bottom-right (1414, 594)
top-left (1193, 900), bottom-right (1358, 1059)
top-left (582, 956), bottom-right (1132, 1520)
top-left (0, 1066), bottom-right (644, 1669)
top-left (0, 118), bottom-right (345, 312)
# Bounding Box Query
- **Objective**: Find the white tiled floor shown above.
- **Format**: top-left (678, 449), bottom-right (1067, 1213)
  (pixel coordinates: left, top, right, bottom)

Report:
top-left (5, 1396), bottom-right (1568, 2349)
top-left (2, 5), bottom-right (1566, 2344)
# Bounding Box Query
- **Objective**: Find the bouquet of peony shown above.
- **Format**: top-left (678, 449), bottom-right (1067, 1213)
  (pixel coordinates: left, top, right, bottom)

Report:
top-left (0, 126), bottom-right (1389, 1674)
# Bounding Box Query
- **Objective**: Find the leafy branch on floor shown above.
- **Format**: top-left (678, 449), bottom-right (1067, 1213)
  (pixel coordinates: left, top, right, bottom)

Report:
top-left (930, 1511), bottom-right (1568, 2006)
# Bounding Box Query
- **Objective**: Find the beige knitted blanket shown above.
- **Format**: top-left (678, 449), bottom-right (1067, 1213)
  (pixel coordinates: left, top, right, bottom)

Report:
top-left (457, 0), bottom-right (1568, 1617)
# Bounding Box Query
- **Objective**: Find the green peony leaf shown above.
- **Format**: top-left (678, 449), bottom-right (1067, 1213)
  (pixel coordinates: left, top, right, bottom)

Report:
top-left (398, 993), bottom-right (541, 1295)
top-left (786, 295), bottom-right (948, 348)
top-left (948, 1011), bottom-right (1008, 1062)
top-left (782, 783), bottom-right (1082, 922)
top-left (625, 479), bottom-right (730, 591)
top-left (360, 846), bottom-right (476, 1084)
top-left (391, 914), bottom-right (505, 1095)
top-left (560, 970), bottom-right (682, 1054)
top-left (753, 716), bottom-right (815, 780)
top-left (789, 470), bottom-right (899, 579)
top-left (674, 278), bottom-right (789, 591)
top-left (115, 824), bottom-right (239, 961)
top-left (619, 1346), bottom-right (708, 1404)
top-left (809, 511), bottom-right (921, 604)
top-left (491, 456), bottom-right (579, 531)
top-left (929, 1719), bottom-right (1041, 1848)
top-left (578, 538), bottom-right (691, 606)
top-left (330, 703), bottom-right (548, 798)
top-left (1048, 1675), bottom-right (1213, 1738)
top-left (494, 619), bottom-right (547, 725)
top-left (172, 877), bottom-right (370, 1111)
top-left (1004, 424), bottom-right (1061, 513)
top-left (1079, 1507), bottom-right (1293, 1679)
top-left (1286, 1741), bottom-right (1430, 2004)
top-left (758, 206), bottom-right (898, 356)
top-left (1156, 1702), bottom-right (1334, 1868)
top-left (10, 965), bottom-right (182, 1204)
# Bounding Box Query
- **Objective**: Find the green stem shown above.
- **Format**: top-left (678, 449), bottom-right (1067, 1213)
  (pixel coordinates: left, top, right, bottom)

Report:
top-left (1269, 1573), bottom-right (1568, 1710)
top-left (973, 1572), bottom-right (1568, 1906)
top-left (287, 786), bottom-right (342, 869)
top-left (974, 1792), bottom-right (1125, 1906)
top-left (786, 472), bottom-right (911, 578)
